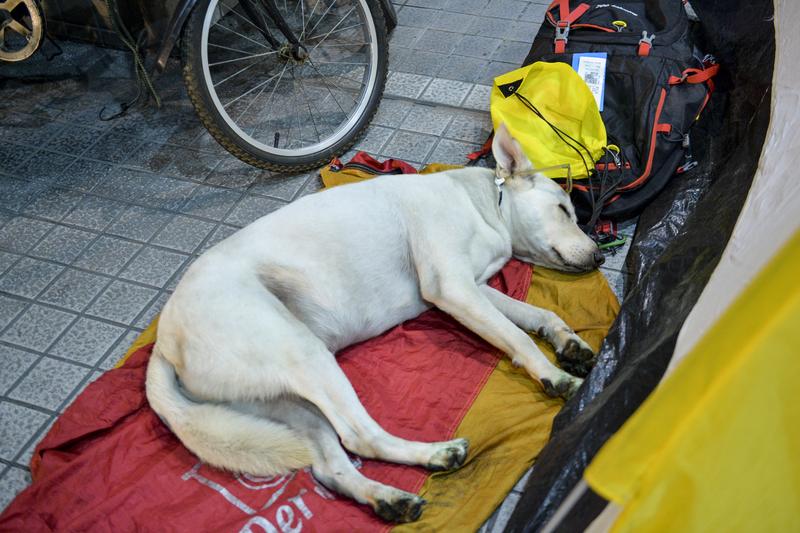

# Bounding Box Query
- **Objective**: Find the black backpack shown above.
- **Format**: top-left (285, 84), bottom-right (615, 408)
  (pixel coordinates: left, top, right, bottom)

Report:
top-left (521, 0), bottom-right (718, 223)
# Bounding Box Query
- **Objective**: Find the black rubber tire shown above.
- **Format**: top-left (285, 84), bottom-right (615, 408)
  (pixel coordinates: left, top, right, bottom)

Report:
top-left (181, 0), bottom-right (389, 173)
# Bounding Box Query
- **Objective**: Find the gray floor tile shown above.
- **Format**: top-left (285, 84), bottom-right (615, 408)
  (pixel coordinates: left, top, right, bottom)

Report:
top-left (430, 11), bottom-right (478, 32)
top-left (463, 84), bottom-right (493, 111)
top-left (492, 41), bottom-right (532, 64)
top-left (86, 281), bottom-right (157, 325)
top-left (0, 466), bottom-right (32, 510)
top-left (206, 158), bottom-right (268, 189)
top-left (372, 98), bottom-right (414, 127)
top-left (151, 215), bottom-right (216, 254)
top-left (484, 60), bottom-right (519, 81)
top-left (49, 317), bottom-right (126, 366)
top-left (8, 356), bottom-right (90, 411)
top-left (444, 0), bottom-right (490, 14)
top-left (380, 130), bottom-right (437, 163)
top-left (389, 26), bottom-right (423, 48)
top-left (481, 0), bottom-right (529, 20)
top-left (454, 35), bottom-right (503, 60)
top-left (249, 172), bottom-right (314, 202)
top-left (17, 415), bottom-right (55, 468)
top-left (16, 150), bottom-right (76, 182)
top-left (0, 217), bottom-right (55, 254)
top-left (0, 304), bottom-right (76, 352)
top-left (121, 142), bottom-right (177, 174)
top-left (419, 78), bottom-right (472, 106)
top-left (21, 187), bottom-right (84, 222)
top-left (385, 72), bottom-right (432, 99)
top-left (134, 292), bottom-right (170, 329)
top-left (44, 123), bottom-right (103, 156)
top-left (397, 50), bottom-right (448, 77)
top-left (446, 111), bottom-right (493, 143)
top-left (73, 236), bottom-right (142, 276)
top-left (28, 225), bottom-right (96, 264)
top-left (37, 269), bottom-right (110, 312)
top-left (99, 329), bottom-right (141, 370)
top-left (428, 138), bottom-right (480, 165)
top-left (62, 195), bottom-right (127, 232)
top-left (163, 148), bottom-right (221, 182)
top-left (166, 258), bottom-right (195, 290)
top-left (437, 56), bottom-right (491, 84)
top-left (55, 158), bottom-right (112, 192)
top-left (397, 5), bottom-right (433, 27)
top-left (120, 247), bottom-right (188, 287)
top-left (0, 345), bottom-right (38, 395)
top-left (226, 196), bottom-right (287, 228)
top-left (105, 205), bottom-right (175, 243)
top-left (411, 29), bottom-right (462, 55)
top-left (520, 1), bottom-right (548, 23)
top-left (400, 104), bottom-right (455, 136)
top-left (601, 267), bottom-right (625, 302)
top-left (0, 178), bottom-right (45, 213)
top-left (508, 19), bottom-right (541, 42)
top-left (0, 257), bottom-right (63, 299)
top-left (180, 185), bottom-right (242, 221)
top-left (200, 225), bottom-right (238, 253)
top-left (353, 125), bottom-right (396, 153)
top-left (0, 401), bottom-right (50, 461)
top-left (0, 295), bottom-right (26, 330)
top-left (0, 144), bottom-right (30, 174)
top-left (82, 132), bottom-right (142, 164)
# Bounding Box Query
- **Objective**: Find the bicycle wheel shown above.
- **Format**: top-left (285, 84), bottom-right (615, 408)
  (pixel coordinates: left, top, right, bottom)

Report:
top-left (182, 0), bottom-right (388, 172)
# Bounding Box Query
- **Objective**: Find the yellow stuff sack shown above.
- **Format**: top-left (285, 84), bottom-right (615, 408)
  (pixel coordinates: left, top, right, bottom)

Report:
top-left (490, 61), bottom-right (607, 179)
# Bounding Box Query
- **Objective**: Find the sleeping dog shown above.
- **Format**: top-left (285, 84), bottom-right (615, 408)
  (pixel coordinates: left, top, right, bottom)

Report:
top-left (146, 124), bottom-right (603, 522)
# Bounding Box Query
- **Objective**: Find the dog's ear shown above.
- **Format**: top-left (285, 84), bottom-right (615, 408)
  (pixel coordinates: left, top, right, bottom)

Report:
top-left (492, 123), bottom-right (533, 178)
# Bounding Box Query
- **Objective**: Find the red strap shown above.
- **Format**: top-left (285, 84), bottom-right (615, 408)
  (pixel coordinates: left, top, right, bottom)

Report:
top-left (655, 124), bottom-right (672, 134)
top-left (467, 134), bottom-right (494, 161)
top-left (548, 0), bottom-right (590, 23)
top-left (669, 64), bottom-right (720, 85)
top-left (638, 41), bottom-right (652, 56)
top-left (555, 37), bottom-right (567, 54)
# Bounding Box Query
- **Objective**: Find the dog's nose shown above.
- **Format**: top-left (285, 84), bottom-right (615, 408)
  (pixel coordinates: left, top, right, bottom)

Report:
top-left (593, 249), bottom-right (605, 267)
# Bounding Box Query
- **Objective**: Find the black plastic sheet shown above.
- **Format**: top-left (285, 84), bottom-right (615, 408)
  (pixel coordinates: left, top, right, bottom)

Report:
top-left (507, 1), bottom-right (776, 530)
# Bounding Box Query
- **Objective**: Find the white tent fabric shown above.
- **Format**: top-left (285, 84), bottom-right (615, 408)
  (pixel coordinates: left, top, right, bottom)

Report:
top-left (669, 0), bottom-right (800, 374)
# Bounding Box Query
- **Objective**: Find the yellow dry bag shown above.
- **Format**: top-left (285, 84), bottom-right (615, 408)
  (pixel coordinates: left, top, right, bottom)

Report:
top-left (490, 61), bottom-right (607, 179)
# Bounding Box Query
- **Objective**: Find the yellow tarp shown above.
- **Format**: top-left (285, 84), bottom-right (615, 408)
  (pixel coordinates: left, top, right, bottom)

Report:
top-left (585, 229), bottom-right (800, 532)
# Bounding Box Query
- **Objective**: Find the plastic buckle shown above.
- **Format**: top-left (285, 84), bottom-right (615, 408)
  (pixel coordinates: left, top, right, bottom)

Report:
top-left (677, 160), bottom-right (698, 174)
top-left (638, 31), bottom-right (655, 56)
top-left (554, 20), bottom-right (570, 52)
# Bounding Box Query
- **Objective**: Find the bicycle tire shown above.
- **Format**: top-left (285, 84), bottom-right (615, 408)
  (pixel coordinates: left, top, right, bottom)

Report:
top-left (181, 0), bottom-right (389, 173)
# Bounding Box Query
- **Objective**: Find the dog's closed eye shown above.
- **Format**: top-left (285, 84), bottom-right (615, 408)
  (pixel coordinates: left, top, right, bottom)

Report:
top-left (558, 204), bottom-right (570, 216)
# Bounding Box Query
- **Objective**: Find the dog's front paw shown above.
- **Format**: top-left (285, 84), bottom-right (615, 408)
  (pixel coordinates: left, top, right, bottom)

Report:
top-left (373, 492), bottom-right (427, 523)
top-left (559, 356), bottom-right (596, 378)
top-left (556, 335), bottom-right (596, 377)
top-left (426, 438), bottom-right (469, 472)
top-left (541, 374), bottom-right (583, 400)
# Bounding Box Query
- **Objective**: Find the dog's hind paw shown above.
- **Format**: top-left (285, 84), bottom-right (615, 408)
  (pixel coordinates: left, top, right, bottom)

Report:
top-left (559, 356), bottom-right (596, 378)
top-left (374, 493), bottom-right (427, 523)
top-left (426, 438), bottom-right (469, 472)
top-left (557, 337), bottom-right (595, 363)
top-left (542, 376), bottom-right (583, 400)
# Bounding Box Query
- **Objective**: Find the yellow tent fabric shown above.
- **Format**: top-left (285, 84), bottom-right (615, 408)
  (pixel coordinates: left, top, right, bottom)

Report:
top-left (491, 62), bottom-right (607, 179)
top-left (585, 229), bottom-right (800, 532)
top-left (119, 163), bottom-right (619, 531)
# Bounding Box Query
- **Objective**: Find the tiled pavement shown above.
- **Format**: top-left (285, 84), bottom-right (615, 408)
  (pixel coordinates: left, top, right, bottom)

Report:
top-left (0, 0), bottom-right (632, 526)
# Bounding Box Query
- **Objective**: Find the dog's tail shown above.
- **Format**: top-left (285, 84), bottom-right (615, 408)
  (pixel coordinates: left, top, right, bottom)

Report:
top-left (146, 347), bottom-right (314, 475)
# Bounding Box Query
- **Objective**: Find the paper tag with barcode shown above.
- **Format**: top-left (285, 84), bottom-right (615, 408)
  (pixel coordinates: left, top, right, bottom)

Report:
top-left (572, 52), bottom-right (607, 112)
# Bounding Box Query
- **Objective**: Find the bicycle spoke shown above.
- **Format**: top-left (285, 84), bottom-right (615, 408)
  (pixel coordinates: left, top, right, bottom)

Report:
top-left (314, 41), bottom-right (369, 48)
top-left (209, 42), bottom-right (259, 55)
top-left (301, 0), bottom-right (322, 39)
top-left (308, 58), bottom-right (359, 104)
top-left (249, 62), bottom-right (289, 136)
top-left (209, 49), bottom-right (278, 67)
top-left (213, 54), bottom-right (273, 87)
top-left (304, 0), bottom-right (335, 38)
top-left (307, 60), bottom-right (352, 113)
top-left (214, 18), bottom-right (272, 50)
top-left (310, 60), bottom-right (367, 66)
top-left (224, 68), bottom-right (284, 109)
top-left (217, 0), bottom-right (277, 41)
top-left (296, 68), bottom-right (323, 142)
top-left (308, 22), bottom-right (362, 50)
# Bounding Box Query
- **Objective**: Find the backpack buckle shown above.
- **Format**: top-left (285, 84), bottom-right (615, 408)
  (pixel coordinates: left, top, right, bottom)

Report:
top-left (638, 31), bottom-right (655, 56)
top-left (554, 21), bottom-right (571, 53)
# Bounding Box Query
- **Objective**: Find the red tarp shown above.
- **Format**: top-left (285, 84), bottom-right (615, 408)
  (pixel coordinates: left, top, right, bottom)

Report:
top-left (0, 261), bottom-right (531, 532)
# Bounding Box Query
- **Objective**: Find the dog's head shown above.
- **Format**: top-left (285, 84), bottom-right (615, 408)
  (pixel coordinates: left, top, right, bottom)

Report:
top-left (493, 124), bottom-right (604, 273)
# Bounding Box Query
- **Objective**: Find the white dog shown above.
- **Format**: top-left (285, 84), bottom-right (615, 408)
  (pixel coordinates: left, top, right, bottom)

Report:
top-left (146, 125), bottom-right (603, 522)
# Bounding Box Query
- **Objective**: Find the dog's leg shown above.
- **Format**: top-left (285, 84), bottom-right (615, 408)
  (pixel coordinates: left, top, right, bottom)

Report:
top-left (480, 285), bottom-right (596, 377)
top-left (420, 271), bottom-right (581, 399)
top-left (264, 398), bottom-right (426, 523)
top-left (292, 351), bottom-right (469, 472)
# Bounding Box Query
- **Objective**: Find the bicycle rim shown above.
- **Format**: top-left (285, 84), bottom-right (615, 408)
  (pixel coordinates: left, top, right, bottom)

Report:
top-left (199, 0), bottom-right (380, 157)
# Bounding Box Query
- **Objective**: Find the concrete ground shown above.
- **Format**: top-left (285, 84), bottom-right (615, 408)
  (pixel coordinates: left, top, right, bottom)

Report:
top-left (0, 0), bottom-right (633, 527)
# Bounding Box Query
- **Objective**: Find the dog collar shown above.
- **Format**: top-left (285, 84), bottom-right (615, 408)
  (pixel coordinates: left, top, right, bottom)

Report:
top-left (494, 175), bottom-right (505, 206)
